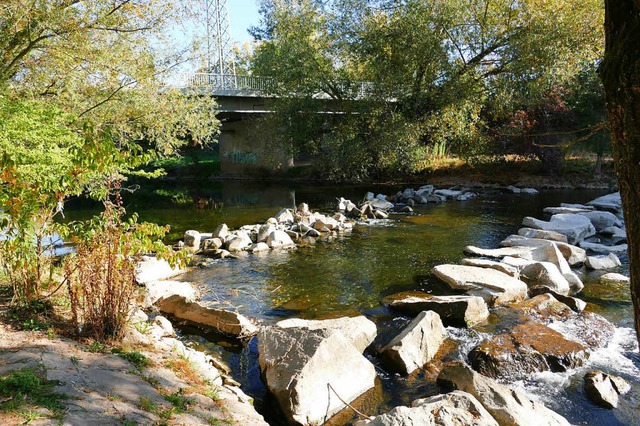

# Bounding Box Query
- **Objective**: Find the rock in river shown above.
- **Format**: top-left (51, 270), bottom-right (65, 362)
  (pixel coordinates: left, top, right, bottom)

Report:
top-left (585, 253), bottom-right (622, 270)
top-left (380, 311), bottom-right (447, 374)
top-left (355, 390), bottom-right (499, 426)
top-left (432, 264), bottom-right (528, 306)
top-left (276, 316), bottom-right (376, 353)
top-left (437, 363), bottom-right (570, 426)
top-left (384, 292), bottom-right (489, 327)
top-left (258, 326), bottom-right (376, 425)
top-left (584, 371), bottom-right (631, 409)
top-left (520, 262), bottom-right (571, 295)
top-left (469, 321), bottom-right (589, 379)
top-left (522, 213), bottom-right (596, 245)
top-left (157, 295), bottom-right (258, 338)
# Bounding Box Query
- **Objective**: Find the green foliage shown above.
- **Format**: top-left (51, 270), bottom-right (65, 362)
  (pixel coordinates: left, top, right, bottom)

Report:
top-left (112, 349), bottom-right (151, 370)
top-left (249, 0), bottom-right (605, 179)
top-left (0, 369), bottom-right (66, 417)
top-left (164, 389), bottom-right (195, 413)
top-left (0, 0), bottom-right (216, 306)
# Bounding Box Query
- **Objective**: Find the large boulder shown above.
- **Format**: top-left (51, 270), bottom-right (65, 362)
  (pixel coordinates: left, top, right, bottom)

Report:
top-left (585, 253), bottom-right (622, 270)
top-left (463, 245), bottom-right (535, 259)
top-left (584, 371), bottom-right (630, 409)
top-left (522, 214), bottom-right (596, 245)
top-left (520, 262), bottom-right (571, 295)
top-left (587, 192), bottom-right (622, 212)
top-left (135, 256), bottom-right (183, 284)
top-left (461, 258), bottom-right (519, 277)
top-left (257, 223), bottom-right (276, 243)
top-left (500, 235), bottom-right (587, 266)
top-left (146, 280), bottom-right (197, 305)
top-left (183, 230), bottom-right (201, 250)
top-left (266, 230), bottom-right (295, 248)
top-left (432, 264), bottom-right (528, 306)
top-left (578, 211), bottom-right (623, 232)
top-left (212, 223), bottom-right (230, 240)
top-left (380, 311), bottom-right (447, 374)
top-left (600, 273), bottom-right (630, 283)
top-left (518, 227), bottom-right (568, 243)
top-left (384, 292), bottom-right (489, 327)
top-left (528, 287), bottom-right (587, 313)
top-left (275, 208), bottom-right (295, 224)
top-left (437, 363), bottom-right (570, 426)
top-left (258, 327), bottom-right (376, 425)
top-left (369, 199), bottom-right (395, 210)
top-left (226, 231), bottom-right (253, 252)
top-left (355, 390), bottom-right (499, 426)
top-left (469, 321), bottom-right (589, 379)
top-left (434, 189), bottom-right (463, 199)
top-left (579, 241), bottom-right (628, 254)
top-left (276, 316), bottom-right (377, 353)
top-left (157, 295), bottom-right (258, 338)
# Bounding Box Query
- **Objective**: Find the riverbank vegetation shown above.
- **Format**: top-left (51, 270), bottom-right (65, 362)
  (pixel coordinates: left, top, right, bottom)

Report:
top-left (0, 1), bottom-right (217, 337)
top-left (245, 0), bottom-right (608, 181)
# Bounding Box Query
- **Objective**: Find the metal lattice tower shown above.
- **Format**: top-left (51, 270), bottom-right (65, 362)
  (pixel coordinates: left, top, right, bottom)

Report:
top-left (204, 0), bottom-right (236, 76)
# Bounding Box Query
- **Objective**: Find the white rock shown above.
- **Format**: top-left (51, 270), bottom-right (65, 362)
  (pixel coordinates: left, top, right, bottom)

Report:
top-left (257, 223), bottom-right (276, 243)
top-left (521, 188), bottom-right (539, 194)
top-left (135, 256), bottom-right (183, 285)
top-left (461, 258), bottom-right (519, 277)
top-left (376, 193), bottom-right (388, 200)
top-left (226, 231), bottom-right (253, 252)
top-left (507, 185), bottom-right (521, 194)
top-left (183, 230), bottom-right (201, 249)
top-left (266, 230), bottom-right (295, 248)
top-left (580, 241), bottom-right (628, 254)
top-left (250, 242), bottom-right (270, 253)
top-left (158, 295), bottom-right (258, 337)
top-left (521, 262), bottom-right (571, 295)
top-left (464, 245), bottom-right (535, 259)
top-left (356, 391), bottom-right (499, 426)
top-left (587, 192), bottom-right (622, 212)
top-left (500, 235), bottom-right (587, 266)
top-left (275, 208), bottom-right (295, 223)
top-left (213, 223), bottom-right (230, 240)
top-left (146, 280), bottom-right (197, 304)
top-left (432, 264), bottom-right (528, 306)
top-left (276, 316), bottom-right (377, 353)
top-left (438, 363), bottom-right (570, 426)
top-left (258, 327), bottom-right (376, 425)
top-left (600, 273), bottom-right (629, 283)
top-left (202, 237), bottom-right (223, 251)
top-left (369, 199), bottom-right (395, 210)
top-left (544, 207), bottom-right (593, 215)
top-left (365, 192), bottom-right (375, 201)
top-left (518, 227), bottom-right (568, 243)
top-left (434, 189), bottom-right (462, 198)
top-left (578, 211), bottom-right (623, 232)
top-left (380, 311), bottom-right (447, 374)
top-left (586, 253), bottom-right (622, 270)
top-left (561, 203), bottom-right (595, 211)
top-left (522, 214), bottom-right (596, 244)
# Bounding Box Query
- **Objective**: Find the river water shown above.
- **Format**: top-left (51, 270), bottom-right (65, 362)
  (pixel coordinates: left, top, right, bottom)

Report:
top-left (70, 181), bottom-right (638, 425)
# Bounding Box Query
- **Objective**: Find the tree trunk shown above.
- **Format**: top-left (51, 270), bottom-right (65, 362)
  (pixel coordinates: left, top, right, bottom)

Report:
top-left (599, 0), bottom-right (640, 343)
top-left (594, 152), bottom-right (603, 176)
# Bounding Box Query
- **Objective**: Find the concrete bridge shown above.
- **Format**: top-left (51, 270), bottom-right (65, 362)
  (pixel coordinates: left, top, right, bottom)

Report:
top-left (177, 72), bottom-right (374, 175)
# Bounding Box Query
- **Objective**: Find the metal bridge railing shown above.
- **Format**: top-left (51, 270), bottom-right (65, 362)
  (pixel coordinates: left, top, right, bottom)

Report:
top-left (178, 73), bottom-right (275, 92)
top-left (177, 72), bottom-right (376, 99)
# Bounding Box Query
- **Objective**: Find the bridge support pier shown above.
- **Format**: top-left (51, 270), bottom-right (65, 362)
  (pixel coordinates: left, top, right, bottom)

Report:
top-left (219, 118), bottom-right (293, 176)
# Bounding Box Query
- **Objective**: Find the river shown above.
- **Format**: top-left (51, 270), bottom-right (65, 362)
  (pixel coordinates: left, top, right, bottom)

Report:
top-left (69, 181), bottom-right (638, 425)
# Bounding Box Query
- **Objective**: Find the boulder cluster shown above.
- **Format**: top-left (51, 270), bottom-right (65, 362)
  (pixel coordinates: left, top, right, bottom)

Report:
top-left (150, 189), bottom-right (631, 425)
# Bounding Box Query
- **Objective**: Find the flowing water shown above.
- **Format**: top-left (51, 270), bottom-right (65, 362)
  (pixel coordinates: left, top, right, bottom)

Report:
top-left (69, 181), bottom-right (639, 425)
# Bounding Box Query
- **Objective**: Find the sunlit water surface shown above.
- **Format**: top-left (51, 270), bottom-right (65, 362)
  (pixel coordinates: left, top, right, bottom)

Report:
top-left (68, 182), bottom-right (637, 425)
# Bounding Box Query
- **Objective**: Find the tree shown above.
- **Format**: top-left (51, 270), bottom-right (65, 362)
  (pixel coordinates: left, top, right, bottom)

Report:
top-left (249, 0), bottom-right (604, 179)
top-left (0, 1), bottom-right (218, 311)
top-left (599, 1), bottom-right (640, 343)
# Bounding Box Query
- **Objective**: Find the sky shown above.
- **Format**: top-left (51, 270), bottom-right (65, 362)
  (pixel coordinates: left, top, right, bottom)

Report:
top-left (228, 0), bottom-right (261, 43)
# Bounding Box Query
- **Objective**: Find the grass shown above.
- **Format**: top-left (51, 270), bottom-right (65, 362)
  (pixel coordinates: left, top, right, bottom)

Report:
top-left (202, 386), bottom-right (221, 402)
top-left (163, 389), bottom-right (194, 413)
top-left (112, 349), bottom-right (151, 370)
top-left (0, 368), bottom-right (66, 420)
